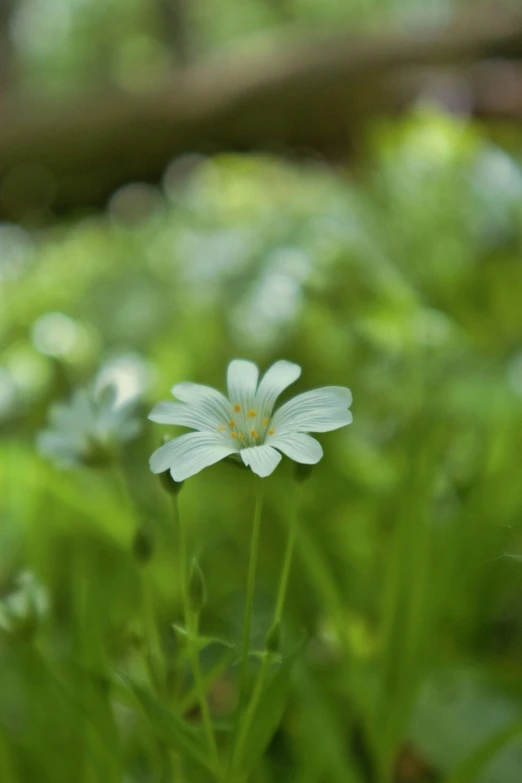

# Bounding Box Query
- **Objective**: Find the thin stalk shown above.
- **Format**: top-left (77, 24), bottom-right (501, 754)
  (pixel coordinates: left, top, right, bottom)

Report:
top-left (112, 463), bottom-right (136, 521)
top-left (171, 494), bottom-right (185, 620)
top-left (237, 478), bottom-right (265, 713)
top-left (141, 570), bottom-right (165, 694)
top-left (273, 481), bottom-right (303, 625)
top-left (179, 654), bottom-right (231, 715)
top-left (228, 477), bottom-right (265, 769)
top-left (231, 652), bottom-right (271, 770)
top-left (175, 495), bottom-right (220, 772)
top-left (232, 480), bottom-right (302, 770)
top-left (169, 494), bottom-right (185, 702)
top-left (190, 611), bottom-right (220, 770)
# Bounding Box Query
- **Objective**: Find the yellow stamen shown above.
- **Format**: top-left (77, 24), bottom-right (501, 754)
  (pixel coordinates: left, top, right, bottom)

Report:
top-left (238, 433), bottom-right (244, 441)
top-left (217, 425), bottom-right (226, 431)
top-left (246, 409), bottom-right (257, 419)
top-left (263, 418), bottom-right (269, 426)
top-left (234, 403), bottom-right (241, 413)
top-left (229, 419), bottom-right (236, 428)
top-left (231, 432), bottom-right (237, 439)
top-left (268, 428), bottom-right (275, 435)
top-left (250, 429), bottom-right (258, 438)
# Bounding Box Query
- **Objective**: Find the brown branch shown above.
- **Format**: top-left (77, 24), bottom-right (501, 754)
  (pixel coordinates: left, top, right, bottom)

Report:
top-left (1, 6), bottom-right (522, 221)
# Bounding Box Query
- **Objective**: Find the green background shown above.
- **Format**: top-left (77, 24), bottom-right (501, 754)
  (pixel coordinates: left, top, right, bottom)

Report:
top-left (1, 1), bottom-right (522, 782)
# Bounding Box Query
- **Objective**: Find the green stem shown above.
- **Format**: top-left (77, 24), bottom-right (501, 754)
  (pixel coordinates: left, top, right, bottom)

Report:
top-left (232, 480), bottom-right (302, 770)
top-left (229, 477), bottom-right (265, 768)
top-left (141, 570), bottom-right (165, 694)
top-left (190, 611), bottom-right (221, 770)
top-left (231, 652), bottom-right (270, 770)
top-left (112, 464), bottom-right (136, 521)
top-left (179, 654), bottom-right (231, 715)
top-left (273, 481), bottom-right (303, 625)
top-left (169, 495), bottom-right (184, 702)
top-left (175, 496), bottom-right (220, 772)
top-left (171, 495), bottom-right (185, 621)
top-left (238, 479), bottom-right (265, 708)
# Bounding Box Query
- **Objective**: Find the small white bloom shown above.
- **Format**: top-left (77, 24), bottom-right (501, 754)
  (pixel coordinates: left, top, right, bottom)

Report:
top-left (149, 360), bottom-right (352, 481)
top-left (37, 384), bottom-right (141, 468)
top-left (0, 571), bottom-right (50, 635)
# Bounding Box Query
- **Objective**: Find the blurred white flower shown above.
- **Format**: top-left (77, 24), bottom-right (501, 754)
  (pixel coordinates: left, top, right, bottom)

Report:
top-left (232, 248), bottom-right (310, 349)
top-left (149, 360), bottom-right (352, 481)
top-left (37, 384), bottom-right (141, 468)
top-left (95, 353), bottom-right (152, 407)
top-left (32, 312), bottom-right (81, 358)
top-left (0, 223), bottom-right (33, 282)
top-left (0, 571), bottom-right (50, 636)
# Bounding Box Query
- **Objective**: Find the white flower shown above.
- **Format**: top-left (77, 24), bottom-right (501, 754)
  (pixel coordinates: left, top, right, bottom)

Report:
top-left (149, 360), bottom-right (352, 481)
top-left (37, 384), bottom-right (141, 468)
top-left (0, 571), bottom-right (50, 635)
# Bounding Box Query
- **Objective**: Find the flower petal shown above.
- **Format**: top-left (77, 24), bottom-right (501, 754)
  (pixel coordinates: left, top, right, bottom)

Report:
top-left (171, 382), bottom-right (231, 417)
top-left (148, 401), bottom-right (222, 432)
top-left (50, 391), bottom-right (94, 435)
top-left (255, 360), bottom-right (301, 417)
top-left (269, 432), bottom-right (323, 464)
top-left (227, 359), bottom-right (259, 409)
top-left (271, 386), bottom-right (353, 433)
top-left (149, 432), bottom-right (238, 481)
top-left (37, 431), bottom-right (79, 465)
top-left (240, 445), bottom-right (282, 478)
top-left (49, 403), bottom-right (83, 434)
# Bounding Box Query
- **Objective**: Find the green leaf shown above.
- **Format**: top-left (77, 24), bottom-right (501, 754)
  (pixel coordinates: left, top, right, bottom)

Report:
top-left (246, 649), bottom-right (282, 664)
top-left (173, 624), bottom-right (235, 654)
top-left (294, 663), bottom-right (363, 783)
top-left (237, 648), bottom-right (297, 775)
top-left (411, 669), bottom-right (522, 783)
top-left (444, 720), bottom-right (522, 783)
top-left (178, 652), bottom-right (234, 717)
top-left (118, 673), bottom-right (215, 774)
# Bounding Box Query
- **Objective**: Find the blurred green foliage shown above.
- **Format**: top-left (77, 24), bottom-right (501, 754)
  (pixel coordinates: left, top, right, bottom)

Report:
top-left (1, 0), bottom-right (522, 780)
top-left (2, 107), bottom-right (522, 781)
top-left (12, 0), bottom-right (482, 93)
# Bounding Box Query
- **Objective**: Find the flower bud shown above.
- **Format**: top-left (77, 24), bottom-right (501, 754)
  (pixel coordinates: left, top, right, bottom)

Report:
top-left (173, 623), bottom-right (189, 650)
top-left (188, 559), bottom-right (207, 614)
top-left (265, 619), bottom-right (280, 653)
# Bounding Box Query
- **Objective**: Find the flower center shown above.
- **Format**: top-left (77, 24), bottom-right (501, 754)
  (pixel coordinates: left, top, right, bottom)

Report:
top-left (216, 402), bottom-right (275, 447)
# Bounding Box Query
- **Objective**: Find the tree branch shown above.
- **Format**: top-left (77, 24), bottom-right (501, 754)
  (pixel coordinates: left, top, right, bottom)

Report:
top-left (1, 7), bottom-right (522, 221)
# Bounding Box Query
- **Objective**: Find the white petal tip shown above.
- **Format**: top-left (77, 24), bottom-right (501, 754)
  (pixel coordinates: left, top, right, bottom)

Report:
top-left (240, 445), bottom-right (282, 477)
top-left (275, 359), bottom-right (301, 376)
top-left (334, 387), bottom-right (353, 408)
top-left (149, 456), bottom-right (165, 474)
top-left (300, 452), bottom-right (323, 465)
